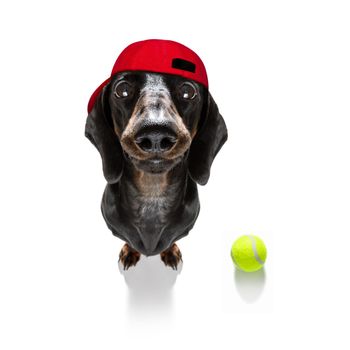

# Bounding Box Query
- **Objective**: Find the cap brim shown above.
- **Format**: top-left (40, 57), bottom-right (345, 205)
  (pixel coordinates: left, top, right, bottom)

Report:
top-left (87, 77), bottom-right (111, 114)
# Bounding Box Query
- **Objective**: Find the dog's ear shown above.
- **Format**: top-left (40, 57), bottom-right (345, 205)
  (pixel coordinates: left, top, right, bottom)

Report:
top-left (85, 83), bottom-right (124, 184)
top-left (188, 91), bottom-right (228, 185)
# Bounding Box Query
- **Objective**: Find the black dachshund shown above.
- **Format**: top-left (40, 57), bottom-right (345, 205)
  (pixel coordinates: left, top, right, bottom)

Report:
top-left (85, 70), bottom-right (227, 270)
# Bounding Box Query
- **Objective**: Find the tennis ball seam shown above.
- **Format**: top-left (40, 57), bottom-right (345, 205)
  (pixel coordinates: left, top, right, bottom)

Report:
top-left (247, 235), bottom-right (265, 265)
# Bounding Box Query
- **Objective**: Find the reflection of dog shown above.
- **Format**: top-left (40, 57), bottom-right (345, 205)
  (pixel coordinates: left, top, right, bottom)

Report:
top-left (85, 40), bottom-right (228, 270)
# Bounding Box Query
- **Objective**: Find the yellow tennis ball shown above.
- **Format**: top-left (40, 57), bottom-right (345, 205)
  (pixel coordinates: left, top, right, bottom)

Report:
top-left (231, 235), bottom-right (267, 272)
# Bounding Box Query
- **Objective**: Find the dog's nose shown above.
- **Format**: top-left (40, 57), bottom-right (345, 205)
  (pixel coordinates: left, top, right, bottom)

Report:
top-left (134, 125), bottom-right (177, 153)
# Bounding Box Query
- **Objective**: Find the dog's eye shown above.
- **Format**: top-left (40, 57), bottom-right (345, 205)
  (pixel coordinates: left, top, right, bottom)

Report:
top-left (178, 82), bottom-right (197, 100)
top-left (114, 81), bottom-right (133, 98)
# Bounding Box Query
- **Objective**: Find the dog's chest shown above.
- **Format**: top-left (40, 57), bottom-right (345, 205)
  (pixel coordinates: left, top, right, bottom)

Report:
top-left (137, 195), bottom-right (167, 220)
top-left (132, 173), bottom-right (178, 225)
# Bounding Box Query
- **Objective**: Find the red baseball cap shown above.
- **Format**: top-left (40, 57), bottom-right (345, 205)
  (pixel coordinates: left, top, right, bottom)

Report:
top-left (87, 39), bottom-right (208, 113)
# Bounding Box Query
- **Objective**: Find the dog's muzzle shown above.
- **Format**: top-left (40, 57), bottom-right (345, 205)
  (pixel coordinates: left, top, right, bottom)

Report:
top-left (123, 123), bottom-right (181, 174)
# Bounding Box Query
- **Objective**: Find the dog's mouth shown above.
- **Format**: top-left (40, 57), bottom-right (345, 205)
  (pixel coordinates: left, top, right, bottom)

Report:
top-left (130, 156), bottom-right (182, 174)
top-left (124, 152), bottom-right (183, 174)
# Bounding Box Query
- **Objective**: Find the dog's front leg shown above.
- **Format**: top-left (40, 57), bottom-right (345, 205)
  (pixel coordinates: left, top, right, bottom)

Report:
top-left (160, 243), bottom-right (182, 270)
top-left (118, 243), bottom-right (141, 270)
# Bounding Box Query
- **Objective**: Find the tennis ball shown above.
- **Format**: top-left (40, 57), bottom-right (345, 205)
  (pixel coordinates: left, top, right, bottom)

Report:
top-left (231, 235), bottom-right (267, 272)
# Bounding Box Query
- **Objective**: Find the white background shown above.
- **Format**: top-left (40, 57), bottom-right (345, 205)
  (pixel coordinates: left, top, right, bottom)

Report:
top-left (1, 0), bottom-right (350, 348)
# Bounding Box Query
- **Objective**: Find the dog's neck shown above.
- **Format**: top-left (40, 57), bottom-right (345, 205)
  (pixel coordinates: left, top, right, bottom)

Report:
top-left (134, 171), bottom-right (169, 197)
top-left (120, 158), bottom-right (188, 206)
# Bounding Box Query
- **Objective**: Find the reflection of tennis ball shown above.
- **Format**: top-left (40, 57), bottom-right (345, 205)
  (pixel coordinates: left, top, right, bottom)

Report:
top-left (231, 235), bottom-right (267, 272)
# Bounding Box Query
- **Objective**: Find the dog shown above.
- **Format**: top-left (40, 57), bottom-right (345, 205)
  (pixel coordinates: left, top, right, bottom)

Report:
top-left (85, 40), bottom-right (228, 270)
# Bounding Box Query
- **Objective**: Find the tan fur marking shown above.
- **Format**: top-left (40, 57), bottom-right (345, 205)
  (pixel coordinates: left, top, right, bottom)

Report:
top-left (160, 243), bottom-right (182, 269)
top-left (114, 125), bottom-right (121, 138)
top-left (190, 125), bottom-right (198, 139)
top-left (134, 169), bottom-right (168, 197)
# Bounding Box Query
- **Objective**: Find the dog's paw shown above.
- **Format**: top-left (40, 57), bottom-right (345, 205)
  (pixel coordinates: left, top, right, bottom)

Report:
top-left (118, 243), bottom-right (141, 270)
top-left (160, 243), bottom-right (182, 270)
